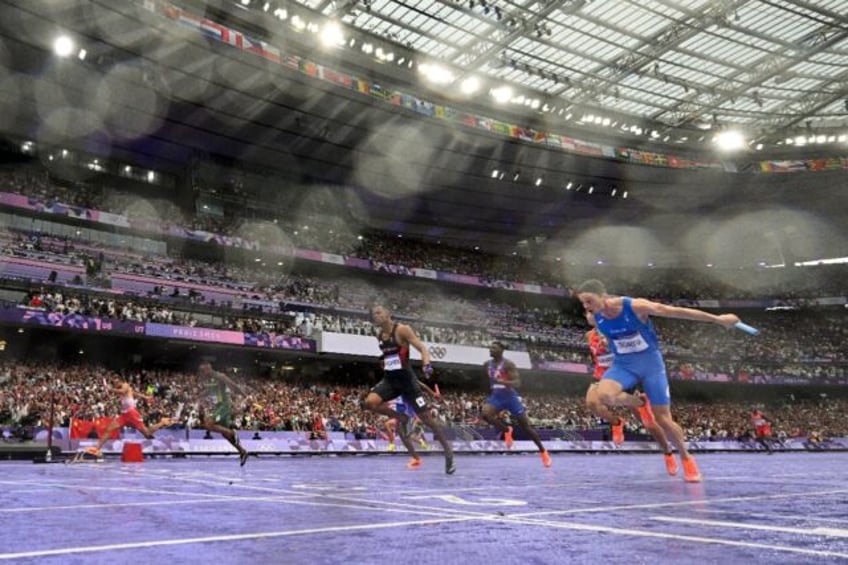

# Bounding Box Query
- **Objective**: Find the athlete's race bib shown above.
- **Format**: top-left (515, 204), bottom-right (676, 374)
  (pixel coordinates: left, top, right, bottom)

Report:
top-left (383, 354), bottom-right (402, 371)
top-left (597, 353), bottom-right (614, 367)
top-left (613, 333), bottom-right (649, 354)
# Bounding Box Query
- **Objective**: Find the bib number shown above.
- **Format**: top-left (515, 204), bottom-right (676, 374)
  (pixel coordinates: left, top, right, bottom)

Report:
top-left (597, 353), bottom-right (614, 368)
top-left (383, 354), bottom-right (402, 371)
top-left (613, 333), bottom-right (648, 354)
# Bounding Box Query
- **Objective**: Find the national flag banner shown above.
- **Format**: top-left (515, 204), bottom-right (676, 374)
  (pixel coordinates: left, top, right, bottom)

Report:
top-left (460, 114), bottom-right (479, 128)
top-left (601, 145), bottom-right (616, 158)
top-left (199, 19), bottom-right (225, 42)
top-left (654, 153), bottom-right (668, 166)
top-left (512, 127), bottom-right (534, 142)
top-left (533, 131), bottom-right (547, 144)
top-left (243, 36), bottom-right (281, 63)
top-left (443, 107), bottom-right (458, 120)
top-left (281, 54), bottom-right (300, 71)
top-left (370, 83), bottom-right (387, 99)
top-left (400, 94), bottom-right (416, 109)
top-left (546, 133), bottom-right (561, 147)
top-left (356, 80), bottom-right (370, 94)
top-left (491, 121), bottom-right (511, 136)
top-left (414, 100), bottom-right (435, 117)
top-left (560, 136), bottom-right (576, 151)
top-left (667, 155), bottom-right (681, 168)
top-left (434, 105), bottom-right (446, 119)
top-left (301, 61), bottom-right (319, 77)
top-left (321, 68), bottom-right (353, 88)
top-left (389, 92), bottom-right (402, 106)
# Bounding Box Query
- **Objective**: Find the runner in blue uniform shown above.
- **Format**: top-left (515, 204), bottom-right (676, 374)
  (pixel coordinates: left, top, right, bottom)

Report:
top-left (482, 342), bottom-right (551, 467)
top-left (575, 279), bottom-right (742, 483)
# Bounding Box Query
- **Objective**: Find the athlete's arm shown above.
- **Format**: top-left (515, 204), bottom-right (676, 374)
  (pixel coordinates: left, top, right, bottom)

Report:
top-left (631, 298), bottom-right (739, 328)
top-left (399, 324), bottom-right (431, 366)
top-left (417, 380), bottom-right (438, 399)
top-left (500, 360), bottom-right (521, 388)
top-left (210, 370), bottom-right (249, 397)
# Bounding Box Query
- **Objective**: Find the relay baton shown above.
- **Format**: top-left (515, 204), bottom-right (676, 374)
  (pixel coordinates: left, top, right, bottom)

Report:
top-left (734, 321), bottom-right (759, 336)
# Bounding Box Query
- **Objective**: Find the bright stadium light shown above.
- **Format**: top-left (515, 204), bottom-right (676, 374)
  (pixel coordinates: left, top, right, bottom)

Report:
top-left (490, 86), bottom-right (512, 104)
top-left (320, 22), bottom-right (344, 47)
top-left (53, 35), bottom-right (74, 57)
top-left (713, 130), bottom-right (746, 151)
top-left (460, 76), bottom-right (480, 95)
top-left (418, 63), bottom-right (454, 85)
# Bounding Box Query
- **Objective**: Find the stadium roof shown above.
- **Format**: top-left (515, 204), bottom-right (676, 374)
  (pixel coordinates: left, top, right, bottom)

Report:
top-left (299, 0), bottom-right (848, 140)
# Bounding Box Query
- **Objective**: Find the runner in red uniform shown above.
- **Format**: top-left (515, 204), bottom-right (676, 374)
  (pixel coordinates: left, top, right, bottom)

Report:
top-left (85, 377), bottom-right (173, 457)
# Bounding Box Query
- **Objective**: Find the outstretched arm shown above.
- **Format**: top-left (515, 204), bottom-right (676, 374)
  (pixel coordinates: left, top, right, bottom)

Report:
top-left (632, 298), bottom-right (740, 328)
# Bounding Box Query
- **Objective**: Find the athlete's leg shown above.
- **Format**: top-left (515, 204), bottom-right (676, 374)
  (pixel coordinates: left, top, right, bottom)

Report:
top-left (628, 406), bottom-right (671, 452)
top-left (586, 384), bottom-right (625, 426)
top-left (416, 409), bottom-right (455, 474)
top-left (481, 402), bottom-right (509, 433)
top-left (595, 372), bottom-right (642, 410)
top-left (513, 413), bottom-right (546, 452)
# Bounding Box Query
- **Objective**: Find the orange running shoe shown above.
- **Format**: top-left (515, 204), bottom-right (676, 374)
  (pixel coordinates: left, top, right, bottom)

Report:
top-left (504, 426), bottom-right (514, 448)
top-left (664, 452), bottom-right (679, 476)
top-left (407, 457), bottom-right (422, 470)
top-left (636, 393), bottom-right (656, 426)
top-left (540, 450), bottom-right (552, 468)
top-left (84, 447), bottom-right (102, 457)
top-left (611, 418), bottom-right (625, 445)
top-left (682, 457), bottom-right (702, 483)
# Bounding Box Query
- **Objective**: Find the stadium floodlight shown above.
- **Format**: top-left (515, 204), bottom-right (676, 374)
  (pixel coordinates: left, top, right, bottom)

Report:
top-left (291, 15), bottom-right (305, 30)
top-left (418, 63), bottom-right (453, 85)
top-left (460, 76), bottom-right (480, 95)
top-left (319, 22), bottom-right (344, 46)
top-left (713, 130), bottom-right (746, 151)
top-left (490, 86), bottom-right (512, 104)
top-left (53, 36), bottom-right (74, 57)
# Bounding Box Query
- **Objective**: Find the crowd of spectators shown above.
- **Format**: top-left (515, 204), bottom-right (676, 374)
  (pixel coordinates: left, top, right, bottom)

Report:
top-left (2, 164), bottom-right (845, 300)
top-left (1, 360), bottom-right (846, 443)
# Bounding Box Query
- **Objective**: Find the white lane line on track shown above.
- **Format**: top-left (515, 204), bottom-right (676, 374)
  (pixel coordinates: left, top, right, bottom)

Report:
top-left (0, 516), bottom-right (481, 560)
top-left (651, 516), bottom-right (848, 538)
top-left (694, 509), bottom-right (848, 525)
top-left (508, 488), bottom-right (848, 518)
top-left (0, 495), bottom-right (310, 514)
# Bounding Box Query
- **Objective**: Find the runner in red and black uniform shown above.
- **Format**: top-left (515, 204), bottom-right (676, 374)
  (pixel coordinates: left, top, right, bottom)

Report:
top-left (362, 304), bottom-right (456, 474)
top-left (751, 408), bottom-right (774, 454)
top-left (584, 313), bottom-right (679, 476)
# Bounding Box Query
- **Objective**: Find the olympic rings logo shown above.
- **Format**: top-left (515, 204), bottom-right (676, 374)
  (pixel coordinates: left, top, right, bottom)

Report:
top-left (428, 346), bottom-right (447, 359)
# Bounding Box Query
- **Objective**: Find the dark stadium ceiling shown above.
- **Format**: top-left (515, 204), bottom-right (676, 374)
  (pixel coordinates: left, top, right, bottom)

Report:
top-left (0, 0), bottom-right (846, 265)
top-left (295, 0), bottom-right (848, 141)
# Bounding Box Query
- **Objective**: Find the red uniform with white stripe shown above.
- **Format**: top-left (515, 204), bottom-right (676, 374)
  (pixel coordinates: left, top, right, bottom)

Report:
top-left (115, 394), bottom-right (144, 430)
top-left (588, 329), bottom-right (614, 380)
top-left (751, 410), bottom-right (771, 438)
